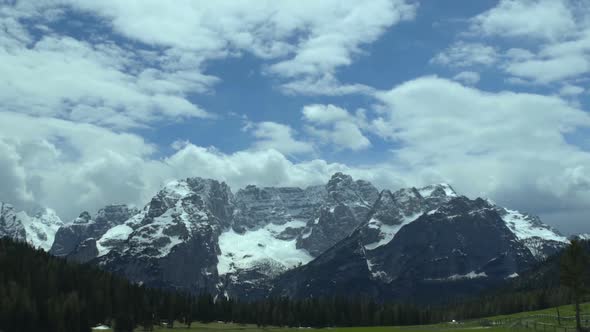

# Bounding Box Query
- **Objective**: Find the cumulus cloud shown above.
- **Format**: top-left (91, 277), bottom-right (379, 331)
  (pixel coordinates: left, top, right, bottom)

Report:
top-left (10, 0), bottom-right (416, 97)
top-left (431, 42), bottom-right (498, 67)
top-left (559, 84), bottom-right (585, 96)
top-left (246, 122), bottom-right (314, 156)
top-left (279, 74), bottom-right (375, 96)
top-left (452, 71), bottom-right (480, 85)
top-left (302, 104), bottom-right (371, 151)
top-left (372, 76), bottom-right (590, 232)
top-left (505, 55), bottom-right (590, 84)
top-left (432, 0), bottom-right (590, 85)
top-left (0, 113), bottom-right (402, 220)
top-left (0, 139), bottom-right (34, 207)
top-left (470, 0), bottom-right (577, 41)
top-left (0, 12), bottom-right (215, 128)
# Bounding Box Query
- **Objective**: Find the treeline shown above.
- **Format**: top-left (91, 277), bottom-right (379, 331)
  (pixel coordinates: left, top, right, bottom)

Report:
top-left (0, 238), bottom-right (183, 332)
top-left (1, 237), bottom-right (588, 331)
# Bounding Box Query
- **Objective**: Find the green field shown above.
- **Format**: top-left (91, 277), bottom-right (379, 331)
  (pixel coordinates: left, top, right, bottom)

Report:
top-left (92, 302), bottom-right (590, 332)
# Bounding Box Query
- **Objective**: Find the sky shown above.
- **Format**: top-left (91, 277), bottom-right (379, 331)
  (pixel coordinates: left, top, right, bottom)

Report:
top-left (0, 0), bottom-right (589, 235)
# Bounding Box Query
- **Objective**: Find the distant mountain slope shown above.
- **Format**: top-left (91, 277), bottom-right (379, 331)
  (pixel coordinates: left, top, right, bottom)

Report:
top-left (271, 196), bottom-right (559, 302)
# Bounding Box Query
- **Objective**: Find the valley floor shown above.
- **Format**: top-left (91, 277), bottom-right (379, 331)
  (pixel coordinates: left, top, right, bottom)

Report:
top-left (92, 302), bottom-right (590, 332)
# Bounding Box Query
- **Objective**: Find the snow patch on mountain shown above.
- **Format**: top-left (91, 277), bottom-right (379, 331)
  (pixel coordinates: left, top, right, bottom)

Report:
top-left (161, 179), bottom-right (192, 198)
top-left (217, 220), bottom-right (312, 276)
top-left (427, 271), bottom-right (488, 281)
top-left (364, 212), bottom-right (422, 250)
top-left (96, 224), bottom-right (133, 257)
top-left (0, 203), bottom-right (63, 251)
top-left (419, 183), bottom-right (457, 198)
top-left (20, 208), bottom-right (63, 251)
top-left (501, 208), bottom-right (566, 243)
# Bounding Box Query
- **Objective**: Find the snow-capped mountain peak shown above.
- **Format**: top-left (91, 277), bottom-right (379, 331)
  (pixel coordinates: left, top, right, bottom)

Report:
top-left (492, 205), bottom-right (568, 260)
top-left (96, 177), bottom-right (233, 260)
top-left (418, 183), bottom-right (457, 199)
top-left (0, 202), bottom-right (63, 251)
top-left (1, 173), bottom-right (574, 300)
top-left (361, 184), bottom-right (458, 251)
top-left (73, 211), bottom-right (92, 224)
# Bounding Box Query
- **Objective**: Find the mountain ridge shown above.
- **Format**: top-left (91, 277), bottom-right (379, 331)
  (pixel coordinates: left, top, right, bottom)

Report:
top-left (0, 172), bottom-right (574, 302)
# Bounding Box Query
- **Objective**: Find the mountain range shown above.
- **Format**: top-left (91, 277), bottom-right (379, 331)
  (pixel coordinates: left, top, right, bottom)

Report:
top-left (0, 172), bottom-right (577, 302)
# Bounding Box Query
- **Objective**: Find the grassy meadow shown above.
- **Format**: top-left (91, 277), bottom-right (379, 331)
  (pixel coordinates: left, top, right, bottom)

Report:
top-left (92, 302), bottom-right (590, 332)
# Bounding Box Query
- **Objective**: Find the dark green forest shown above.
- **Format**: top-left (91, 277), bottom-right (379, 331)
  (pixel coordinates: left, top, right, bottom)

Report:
top-left (0, 238), bottom-right (588, 332)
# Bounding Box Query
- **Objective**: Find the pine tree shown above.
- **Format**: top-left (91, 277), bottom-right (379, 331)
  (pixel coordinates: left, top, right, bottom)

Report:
top-left (560, 240), bottom-right (590, 331)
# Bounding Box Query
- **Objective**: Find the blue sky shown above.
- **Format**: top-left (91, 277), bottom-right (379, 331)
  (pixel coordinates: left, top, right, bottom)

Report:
top-left (1, 0), bottom-right (589, 234)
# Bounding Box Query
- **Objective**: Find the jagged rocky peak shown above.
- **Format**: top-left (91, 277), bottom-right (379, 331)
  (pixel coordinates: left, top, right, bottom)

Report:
top-left (326, 172), bottom-right (379, 206)
top-left (0, 202), bottom-right (63, 251)
top-left (375, 188), bottom-right (424, 222)
top-left (427, 196), bottom-right (492, 219)
top-left (74, 211), bottom-right (92, 224)
top-left (360, 184), bottom-right (459, 251)
top-left (0, 202), bottom-right (26, 242)
top-left (418, 183), bottom-right (457, 209)
top-left (99, 177), bottom-right (234, 259)
top-left (232, 184), bottom-right (324, 232)
top-left (51, 204), bottom-right (138, 258)
top-left (95, 204), bottom-right (139, 224)
top-left (147, 177), bottom-right (234, 225)
top-left (93, 177), bottom-right (237, 295)
top-left (573, 233), bottom-right (590, 241)
top-left (490, 204), bottom-right (568, 260)
top-left (295, 173), bottom-right (379, 256)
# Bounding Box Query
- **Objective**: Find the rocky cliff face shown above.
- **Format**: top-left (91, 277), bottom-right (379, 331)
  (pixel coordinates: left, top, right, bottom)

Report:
top-left (296, 173), bottom-right (379, 256)
top-left (50, 205), bottom-right (138, 259)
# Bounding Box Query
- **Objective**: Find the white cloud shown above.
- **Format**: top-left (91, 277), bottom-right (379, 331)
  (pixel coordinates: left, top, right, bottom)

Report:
top-left (265, 0), bottom-right (416, 79)
top-left (0, 0), bottom-right (418, 133)
top-left (373, 76), bottom-right (590, 225)
top-left (0, 28), bottom-right (214, 128)
top-left (302, 104), bottom-right (371, 151)
top-left (0, 112), bottom-right (157, 218)
top-left (470, 0), bottom-right (577, 41)
top-left (279, 74), bottom-right (375, 96)
top-left (431, 42), bottom-right (498, 67)
top-left (454, 0), bottom-right (590, 85)
top-left (0, 139), bottom-right (34, 207)
top-left (559, 84), bottom-right (585, 96)
top-left (505, 55), bottom-right (590, 84)
top-left (24, 0), bottom-right (415, 96)
top-left (452, 71), bottom-right (480, 85)
top-left (0, 113), bottom-right (401, 220)
top-left (302, 104), bottom-right (355, 124)
top-left (505, 48), bottom-right (535, 61)
top-left (247, 122), bottom-right (314, 156)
